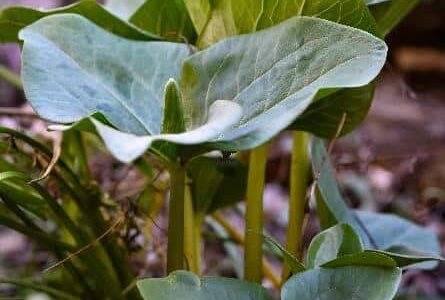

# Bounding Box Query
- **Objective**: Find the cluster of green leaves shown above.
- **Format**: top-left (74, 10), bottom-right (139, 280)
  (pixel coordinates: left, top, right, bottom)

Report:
top-left (0, 0), bottom-right (438, 300)
top-left (0, 128), bottom-right (139, 300)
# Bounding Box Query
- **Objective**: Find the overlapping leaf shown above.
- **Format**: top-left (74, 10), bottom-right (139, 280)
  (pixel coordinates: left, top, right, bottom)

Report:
top-left (357, 211), bottom-right (443, 269)
top-left (311, 138), bottom-right (443, 269)
top-left (282, 266), bottom-right (401, 300)
top-left (129, 0), bottom-right (197, 42)
top-left (137, 271), bottom-right (273, 300)
top-left (20, 15), bottom-right (387, 162)
top-left (198, 0), bottom-right (378, 48)
top-left (0, 0), bottom-right (158, 44)
top-left (306, 223), bottom-right (363, 268)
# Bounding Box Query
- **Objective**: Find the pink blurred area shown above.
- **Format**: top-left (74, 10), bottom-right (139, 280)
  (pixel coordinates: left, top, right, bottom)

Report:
top-left (0, 0), bottom-right (61, 9)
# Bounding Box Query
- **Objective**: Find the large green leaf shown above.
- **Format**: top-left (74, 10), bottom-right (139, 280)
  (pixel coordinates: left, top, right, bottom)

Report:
top-left (105, 0), bottom-right (145, 20)
top-left (290, 83), bottom-right (375, 137)
top-left (282, 266), bottom-right (401, 300)
top-left (371, 0), bottom-right (421, 37)
top-left (0, 0), bottom-right (158, 44)
top-left (20, 15), bottom-right (189, 138)
top-left (137, 271), bottom-right (273, 300)
top-left (357, 211), bottom-right (443, 269)
top-left (183, 0), bottom-right (211, 34)
top-left (198, 0), bottom-right (378, 48)
top-left (306, 223), bottom-right (363, 268)
top-left (129, 0), bottom-right (197, 42)
top-left (21, 16), bottom-right (386, 162)
top-left (182, 16), bottom-right (387, 152)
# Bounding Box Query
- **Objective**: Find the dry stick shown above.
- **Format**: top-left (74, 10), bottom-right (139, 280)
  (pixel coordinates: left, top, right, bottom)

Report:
top-left (0, 107), bottom-right (39, 118)
top-left (29, 132), bottom-right (62, 183)
top-left (43, 213), bottom-right (125, 273)
top-left (212, 212), bottom-right (281, 288)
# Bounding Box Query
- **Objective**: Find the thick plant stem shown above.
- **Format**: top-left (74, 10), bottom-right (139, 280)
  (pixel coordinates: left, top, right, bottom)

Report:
top-left (282, 132), bottom-right (309, 281)
top-left (184, 186), bottom-right (200, 274)
top-left (193, 213), bottom-right (205, 274)
top-left (167, 164), bottom-right (186, 273)
top-left (244, 143), bottom-right (268, 283)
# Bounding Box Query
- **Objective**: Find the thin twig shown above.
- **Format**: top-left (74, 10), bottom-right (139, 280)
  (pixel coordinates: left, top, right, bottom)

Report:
top-left (0, 107), bottom-right (40, 118)
top-left (42, 214), bottom-right (125, 273)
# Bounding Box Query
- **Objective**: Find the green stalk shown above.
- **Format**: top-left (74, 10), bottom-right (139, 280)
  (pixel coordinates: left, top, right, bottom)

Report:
top-left (184, 186), bottom-right (201, 274)
top-left (282, 132), bottom-right (309, 281)
top-left (167, 164), bottom-right (186, 273)
top-left (0, 64), bottom-right (23, 90)
top-left (244, 143), bottom-right (268, 283)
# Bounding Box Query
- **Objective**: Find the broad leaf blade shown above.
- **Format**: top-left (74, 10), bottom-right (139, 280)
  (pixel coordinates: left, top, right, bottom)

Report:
top-left (20, 14), bottom-right (189, 136)
top-left (291, 83), bottom-right (375, 138)
top-left (137, 271), bottom-right (273, 300)
top-left (183, 0), bottom-right (211, 34)
top-left (282, 266), bottom-right (401, 300)
top-left (307, 223), bottom-right (363, 268)
top-left (0, 0), bottom-right (158, 44)
top-left (199, 0), bottom-right (378, 48)
top-left (90, 100), bottom-right (242, 162)
top-left (357, 211), bottom-right (443, 269)
top-left (183, 17), bottom-right (387, 151)
top-left (129, 0), bottom-right (197, 42)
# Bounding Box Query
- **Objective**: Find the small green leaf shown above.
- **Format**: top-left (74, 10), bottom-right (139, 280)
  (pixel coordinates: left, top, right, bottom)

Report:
top-left (137, 271), bottom-right (273, 300)
top-left (307, 223), bottom-right (363, 268)
top-left (367, 247), bottom-right (443, 269)
top-left (162, 79), bottom-right (186, 134)
top-left (282, 266), bottom-right (401, 300)
top-left (129, 0), bottom-right (197, 42)
top-left (0, 0), bottom-right (159, 44)
top-left (263, 234), bottom-right (306, 274)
